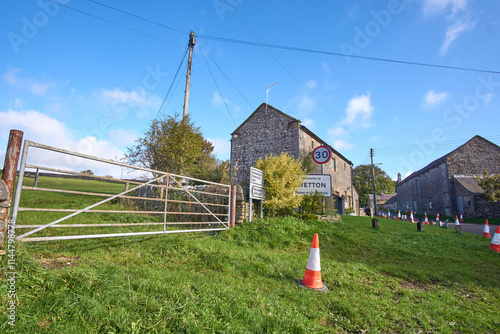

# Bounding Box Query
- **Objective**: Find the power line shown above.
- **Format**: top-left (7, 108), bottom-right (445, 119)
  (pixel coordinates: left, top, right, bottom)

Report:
top-left (214, 0), bottom-right (362, 144)
top-left (51, 0), bottom-right (500, 76)
top-left (47, 0), bottom-right (184, 48)
top-left (198, 43), bottom-right (237, 127)
top-left (373, 135), bottom-right (500, 156)
top-left (155, 44), bottom-right (189, 120)
top-left (197, 35), bottom-right (500, 75)
top-left (86, 0), bottom-right (186, 35)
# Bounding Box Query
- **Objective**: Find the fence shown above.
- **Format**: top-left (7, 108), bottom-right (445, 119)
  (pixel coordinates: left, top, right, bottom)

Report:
top-left (10, 140), bottom-right (236, 242)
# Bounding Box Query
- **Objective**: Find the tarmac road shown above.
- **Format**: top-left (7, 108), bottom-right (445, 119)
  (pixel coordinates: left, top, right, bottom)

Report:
top-left (446, 222), bottom-right (498, 237)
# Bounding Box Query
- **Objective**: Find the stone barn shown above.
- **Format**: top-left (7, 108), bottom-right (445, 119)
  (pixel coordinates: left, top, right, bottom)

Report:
top-left (230, 103), bottom-right (359, 215)
top-left (396, 135), bottom-right (500, 218)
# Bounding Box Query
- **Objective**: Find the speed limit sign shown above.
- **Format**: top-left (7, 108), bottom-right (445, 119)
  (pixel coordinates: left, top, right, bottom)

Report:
top-left (312, 145), bottom-right (331, 164)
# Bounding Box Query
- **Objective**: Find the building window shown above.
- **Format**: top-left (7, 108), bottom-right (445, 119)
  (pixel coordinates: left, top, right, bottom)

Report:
top-left (311, 140), bottom-right (314, 149)
top-left (416, 180), bottom-right (420, 196)
top-left (331, 158), bottom-right (336, 171)
top-left (428, 199), bottom-right (433, 210)
top-left (344, 162), bottom-right (347, 171)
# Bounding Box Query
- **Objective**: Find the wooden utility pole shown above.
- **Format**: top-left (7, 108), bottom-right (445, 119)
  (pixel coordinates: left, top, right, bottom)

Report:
top-left (370, 148), bottom-right (377, 216)
top-left (183, 31), bottom-right (196, 120)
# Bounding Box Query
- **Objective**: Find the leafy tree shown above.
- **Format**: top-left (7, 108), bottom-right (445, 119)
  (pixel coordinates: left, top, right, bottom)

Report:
top-left (255, 152), bottom-right (306, 216)
top-left (477, 170), bottom-right (500, 201)
top-left (80, 169), bottom-right (94, 175)
top-left (126, 114), bottom-right (217, 179)
top-left (352, 164), bottom-right (395, 206)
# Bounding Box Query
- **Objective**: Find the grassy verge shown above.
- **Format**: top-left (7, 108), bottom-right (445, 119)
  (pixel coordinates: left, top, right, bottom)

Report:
top-left (1, 214), bottom-right (500, 333)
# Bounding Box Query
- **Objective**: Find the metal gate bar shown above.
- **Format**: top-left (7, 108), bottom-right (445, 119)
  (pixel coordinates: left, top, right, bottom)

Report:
top-left (11, 140), bottom-right (232, 242)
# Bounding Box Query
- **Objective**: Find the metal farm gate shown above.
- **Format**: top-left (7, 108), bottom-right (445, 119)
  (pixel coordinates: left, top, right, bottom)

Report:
top-left (11, 140), bottom-right (235, 242)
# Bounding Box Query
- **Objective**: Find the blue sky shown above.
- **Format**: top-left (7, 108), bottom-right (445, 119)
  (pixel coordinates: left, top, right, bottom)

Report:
top-left (1, 0), bottom-right (499, 179)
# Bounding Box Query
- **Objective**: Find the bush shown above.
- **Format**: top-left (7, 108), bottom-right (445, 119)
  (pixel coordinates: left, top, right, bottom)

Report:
top-left (301, 191), bottom-right (324, 214)
top-left (255, 152), bottom-right (305, 216)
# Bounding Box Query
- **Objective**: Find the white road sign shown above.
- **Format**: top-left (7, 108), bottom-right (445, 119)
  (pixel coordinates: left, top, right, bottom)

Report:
top-left (296, 174), bottom-right (332, 197)
top-left (249, 167), bottom-right (266, 200)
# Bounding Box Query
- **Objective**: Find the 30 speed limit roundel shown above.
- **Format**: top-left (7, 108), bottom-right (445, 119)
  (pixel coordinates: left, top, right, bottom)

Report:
top-left (312, 146), bottom-right (331, 164)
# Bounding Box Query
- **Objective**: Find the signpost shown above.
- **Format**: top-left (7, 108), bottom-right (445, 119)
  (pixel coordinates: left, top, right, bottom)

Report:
top-left (296, 174), bottom-right (332, 197)
top-left (249, 167), bottom-right (265, 221)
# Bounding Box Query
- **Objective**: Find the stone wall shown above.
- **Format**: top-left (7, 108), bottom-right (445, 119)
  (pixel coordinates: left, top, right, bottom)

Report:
top-left (445, 136), bottom-right (500, 214)
top-left (396, 163), bottom-right (452, 216)
top-left (230, 103), bottom-right (359, 215)
top-left (396, 136), bottom-right (500, 217)
top-left (230, 104), bottom-right (300, 185)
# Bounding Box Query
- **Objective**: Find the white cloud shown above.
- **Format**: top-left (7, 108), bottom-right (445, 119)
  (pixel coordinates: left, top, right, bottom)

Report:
top-left (343, 93), bottom-right (374, 127)
top-left (301, 118), bottom-right (315, 128)
top-left (207, 137), bottom-right (230, 160)
top-left (3, 67), bottom-right (55, 96)
top-left (424, 90), bottom-right (449, 107)
top-left (322, 63), bottom-right (332, 75)
top-left (422, 0), bottom-right (467, 17)
top-left (211, 91), bottom-right (228, 109)
top-left (439, 19), bottom-right (476, 55)
top-left (327, 126), bottom-right (347, 139)
top-left (0, 108), bottom-right (141, 178)
top-left (333, 139), bottom-right (354, 151)
top-left (421, 0), bottom-right (475, 55)
top-left (99, 88), bottom-right (159, 118)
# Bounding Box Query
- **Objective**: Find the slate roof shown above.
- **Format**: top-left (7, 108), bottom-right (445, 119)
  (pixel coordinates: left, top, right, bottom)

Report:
top-left (399, 135), bottom-right (497, 185)
top-left (454, 176), bottom-right (485, 195)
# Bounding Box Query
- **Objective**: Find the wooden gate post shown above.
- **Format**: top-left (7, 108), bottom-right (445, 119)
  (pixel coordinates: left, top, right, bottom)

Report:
top-left (1, 130), bottom-right (24, 250)
top-left (229, 185), bottom-right (236, 228)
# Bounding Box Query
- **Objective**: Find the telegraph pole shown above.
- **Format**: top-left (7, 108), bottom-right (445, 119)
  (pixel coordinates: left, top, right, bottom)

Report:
top-left (183, 31), bottom-right (195, 120)
top-left (370, 148), bottom-right (377, 216)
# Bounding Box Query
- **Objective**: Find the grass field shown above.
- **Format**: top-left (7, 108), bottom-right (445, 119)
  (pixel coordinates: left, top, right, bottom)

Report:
top-left (1, 176), bottom-right (500, 333)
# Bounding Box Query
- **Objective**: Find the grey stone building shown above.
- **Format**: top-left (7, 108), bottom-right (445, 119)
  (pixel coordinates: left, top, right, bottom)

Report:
top-left (230, 103), bottom-right (359, 214)
top-left (396, 135), bottom-right (500, 218)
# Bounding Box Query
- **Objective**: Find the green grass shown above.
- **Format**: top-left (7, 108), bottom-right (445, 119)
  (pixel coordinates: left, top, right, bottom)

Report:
top-left (1, 215), bottom-right (500, 333)
top-left (2, 176), bottom-right (500, 332)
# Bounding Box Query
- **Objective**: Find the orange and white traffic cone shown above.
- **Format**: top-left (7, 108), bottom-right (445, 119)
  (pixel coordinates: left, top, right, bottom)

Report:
top-left (455, 215), bottom-right (460, 226)
top-left (483, 219), bottom-right (492, 238)
top-left (398, 210), bottom-right (401, 221)
top-left (460, 214), bottom-right (464, 223)
top-left (489, 227), bottom-right (500, 253)
top-left (424, 211), bottom-right (429, 225)
top-left (410, 211), bottom-right (414, 223)
top-left (297, 234), bottom-right (328, 292)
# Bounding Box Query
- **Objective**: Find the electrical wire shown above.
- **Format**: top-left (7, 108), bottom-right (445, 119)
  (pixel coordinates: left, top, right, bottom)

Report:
top-left (214, 0), bottom-right (362, 145)
top-left (47, 0), bottom-right (184, 48)
top-left (198, 43), bottom-right (237, 127)
top-left (373, 135), bottom-right (500, 157)
top-left (198, 43), bottom-right (254, 110)
top-left (155, 44), bottom-right (189, 120)
top-left (197, 35), bottom-right (500, 75)
top-left (50, 0), bottom-right (500, 76)
top-left (85, 0), bottom-right (186, 35)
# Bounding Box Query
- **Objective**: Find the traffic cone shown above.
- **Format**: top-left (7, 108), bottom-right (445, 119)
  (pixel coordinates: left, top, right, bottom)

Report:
top-left (398, 210), bottom-right (401, 221)
top-left (297, 234), bottom-right (329, 292)
top-left (455, 215), bottom-right (460, 226)
top-left (387, 210), bottom-right (391, 219)
top-left (436, 213), bottom-right (440, 221)
top-left (483, 219), bottom-right (491, 238)
top-left (460, 214), bottom-right (464, 223)
top-left (489, 227), bottom-right (500, 253)
top-left (424, 211), bottom-right (429, 225)
top-left (410, 211), bottom-right (414, 223)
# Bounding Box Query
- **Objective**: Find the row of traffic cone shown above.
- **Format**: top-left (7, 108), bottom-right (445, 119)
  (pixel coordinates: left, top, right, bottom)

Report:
top-left (299, 222), bottom-right (500, 294)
